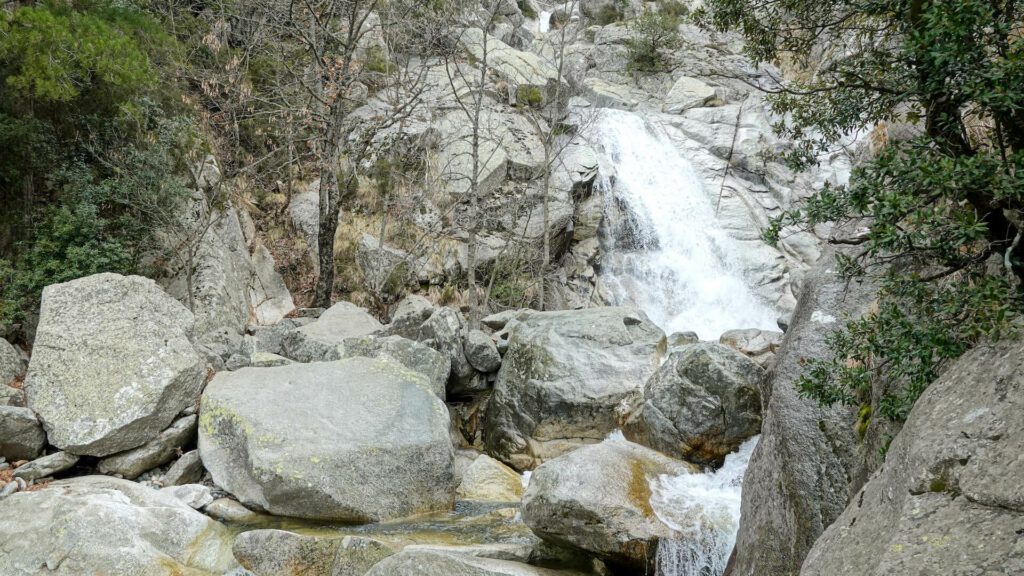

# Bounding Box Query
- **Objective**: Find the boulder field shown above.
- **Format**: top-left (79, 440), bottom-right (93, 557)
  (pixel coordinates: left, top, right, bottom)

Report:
top-left (0, 271), bottom-right (778, 576)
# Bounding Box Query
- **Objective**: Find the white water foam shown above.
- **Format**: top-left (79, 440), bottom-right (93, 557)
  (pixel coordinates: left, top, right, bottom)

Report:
top-left (649, 436), bottom-right (759, 576)
top-left (589, 109), bottom-right (778, 340)
top-left (538, 10), bottom-right (552, 34)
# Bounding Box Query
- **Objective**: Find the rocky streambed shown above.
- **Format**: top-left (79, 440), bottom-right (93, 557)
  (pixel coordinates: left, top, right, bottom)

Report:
top-left (0, 271), bottom-right (776, 576)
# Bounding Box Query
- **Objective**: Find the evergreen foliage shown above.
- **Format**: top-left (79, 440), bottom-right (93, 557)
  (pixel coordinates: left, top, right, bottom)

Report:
top-left (0, 1), bottom-right (192, 324)
top-left (698, 0), bottom-right (1024, 422)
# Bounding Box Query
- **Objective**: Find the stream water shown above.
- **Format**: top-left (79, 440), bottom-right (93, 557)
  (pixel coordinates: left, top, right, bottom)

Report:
top-left (650, 436), bottom-right (758, 576)
top-left (587, 108), bottom-right (774, 575)
top-left (590, 108), bottom-right (779, 340)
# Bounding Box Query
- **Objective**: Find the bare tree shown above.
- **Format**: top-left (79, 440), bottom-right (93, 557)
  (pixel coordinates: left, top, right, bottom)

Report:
top-left (444, 1), bottom-right (507, 329)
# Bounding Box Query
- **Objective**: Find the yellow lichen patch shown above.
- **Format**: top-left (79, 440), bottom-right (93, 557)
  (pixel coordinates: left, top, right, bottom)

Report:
top-left (626, 459), bottom-right (656, 519)
top-left (199, 401), bottom-right (252, 439)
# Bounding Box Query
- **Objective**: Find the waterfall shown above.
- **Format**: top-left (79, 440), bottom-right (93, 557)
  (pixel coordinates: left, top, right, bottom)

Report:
top-left (649, 436), bottom-right (759, 576)
top-left (589, 109), bottom-right (778, 340)
top-left (538, 11), bottom-right (552, 34)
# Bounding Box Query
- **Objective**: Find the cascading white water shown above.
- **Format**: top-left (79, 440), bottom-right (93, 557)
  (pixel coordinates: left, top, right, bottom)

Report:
top-left (537, 10), bottom-right (552, 34)
top-left (649, 436), bottom-right (759, 576)
top-left (590, 109), bottom-right (778, 340)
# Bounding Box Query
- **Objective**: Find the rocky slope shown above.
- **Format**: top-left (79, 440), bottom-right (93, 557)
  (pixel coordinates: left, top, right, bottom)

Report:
top-left (0, 2), bottom-right (1018, 576)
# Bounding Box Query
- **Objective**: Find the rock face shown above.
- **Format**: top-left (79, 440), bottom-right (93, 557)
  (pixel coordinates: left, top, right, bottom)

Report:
top-left (0, 476), bottom-right (235, 576)
top-left (365, 548), bottom-right (584, 576)
top-left (0, 406), bottom-right (45, 461)
top-left (339, 335), bottom-right (450, 399)
top-left (459, 28), bottom-right (567, 107)
top-left (622, 342), bottom-right (763, 466)
top-left (25, 273), bottom-right (205, 457)
top-left (163, 450), bottom-right (204, 486)
top-left (800, 335), bottom-right (1024, 576)
top-left (456, 454), bottom-right (525, 502)
top-left (250, 244), bottom-right (296, 325)
top-left (96, 415), bottom-right (197, 479)
top-left (159, 193), bottom-right (258, 346)
top-left (199, 357), bottom-right (455, 522)
top-left (719, 328), bottom-right (783, 368)
top-left (733, 247), bottom-right (887, 576)
top-left (232, 530), bottom-right (393, 576)
top-left (663, 76), bottom-right (718, 113)
top-left (521, 434), bottom-right (696, 572)
top-left (280, 301), bottom-right (383, 362)
top-left (0, 338), bottom-right (25, 386)
top-left (0, 383), bottom-right (24, 407)
top-left (11, 451), bottom-right (79, 482)
top-left (465, 330), bottom-right (502, 373)
top-left (485, 308), bottom-right (664, 470)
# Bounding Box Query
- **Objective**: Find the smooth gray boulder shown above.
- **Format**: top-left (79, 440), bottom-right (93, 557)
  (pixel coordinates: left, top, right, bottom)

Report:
top-left (12, 451), bottom-right (79, 481)
top-left (719, 328), bottom-right (783, 368)
top-left (97, 415), bottom-right (197, 479)
top-left (280, 301), bottom-right (383, 362)
top-left (166, 483), bottom-right (214, 509)
top-left (465, 330), bottom-right (502, 373)
top-left (456, 454), bottom-right (525, 502)
top-left (162, 449), bottom-right (204, 486)
top-left (356, 233), bottom-right (415, 298)
top-left (0, 406), bottom-right (45, 461)
top-left (459, 28), bottom-right (568, 108)
top-left (250, 244), bottom-right (295, 325)
top-left (0, 384), bottom-right (24, 407)
top-left (733, 246), bottom-right (890, 576)
top-left (158, 196), bottom-right (257, 347)
top-left (481, 310), bottom-right (518, 331)
top-left (521, 434), bottom-right (696, 573)
top-left (365, 548), bottom-right (585, 576)
top-left (339, 335), bottom-right (450, 399)
top-left (248, 351), bottom-right (293, 367)
top-left (241, 319), bottom-right (299, 356)
top-left (0, 337), bottom-right (25, 386)
top-left (663, 76), bottom-right (718, 113)
top-left (205, 498), bottom-right (268, 524)
top-left (800, 335), bottom-right (1024, 576)
top-left (386, 306), bottom-right (477, 396)
top-left (24, 273), bottom-right (205, 457)
top-left (0, 476), bottom-right (235, 576)
top-left (622, 342), bottom-right (763, 466)
top-left (233, 530), bottom-right (392, 576)
top-left (199, 357), bottom-right (455, 522)
top-left (485, 307), bottom-right (664, 469)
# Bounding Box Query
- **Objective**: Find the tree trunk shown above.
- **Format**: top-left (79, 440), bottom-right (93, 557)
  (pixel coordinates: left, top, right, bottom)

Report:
top-left (313, 101), bottom-right (345, 308)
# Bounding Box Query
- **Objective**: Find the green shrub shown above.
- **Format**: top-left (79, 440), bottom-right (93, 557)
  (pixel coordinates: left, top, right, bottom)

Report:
top-left (516, 86), bottom-right (543, 108)
top-left (518, 0), bottom-right (538, 20)
top-left (584, 1), bottom-right (628, 25)
top-left (659, 0), bottom-right (690, 19)
top-left (626, 8), bottom-right (683, 72)
top-left (363, 46), bottom-right (389, 74)
top-left (488, 256), bottom-right (529, 308)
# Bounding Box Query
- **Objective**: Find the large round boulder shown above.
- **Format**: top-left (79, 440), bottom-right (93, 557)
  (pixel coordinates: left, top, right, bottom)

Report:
top-left (198, 357), bottom-right (455, 522)
top-left (280, 301), bottom-right (383, 362)
top-left (25, 273), bottom-right (205, 457)
top-left (521, 434), bottom-right (697, 573)
top-left (622, 342), bottom-right (763, 466)
top-left (485, 307), bottom-right (664, 469)
top-left (0, 476), bottom-right (235, 576)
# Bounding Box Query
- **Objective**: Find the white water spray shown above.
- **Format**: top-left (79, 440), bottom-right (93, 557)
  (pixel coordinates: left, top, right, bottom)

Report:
top-left (590, 109), bottom-right (778, 339)
top-left (649, 436), bottom-right (759, 576)
top-left (538, 11), bottom-right (552, 34)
